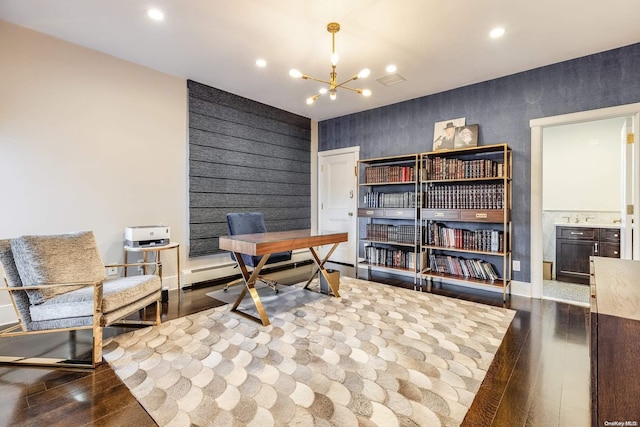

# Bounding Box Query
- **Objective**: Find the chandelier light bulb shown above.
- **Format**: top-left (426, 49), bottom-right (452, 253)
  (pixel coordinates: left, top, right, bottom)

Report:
top-left (331, 52), bottom-right (340, 66)
top-left (306, 97), bottom-right (315, 105)
top-left (329, 91), bottom-right (337, 101)
top-left (362, 89), bottom-right (372, 97)
top-left (357, 68), bottom-right (371, 79)
top-left (289, 69), bottom-right (303, 79)
top-left (319, 88), bottom-right (328, 94)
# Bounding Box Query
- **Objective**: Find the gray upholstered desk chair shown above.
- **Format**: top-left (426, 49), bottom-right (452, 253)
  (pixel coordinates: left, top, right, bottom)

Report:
top-left (0, 231), bottom-right (162, 368)
top-left (224, 212), bottom-right (292, 293)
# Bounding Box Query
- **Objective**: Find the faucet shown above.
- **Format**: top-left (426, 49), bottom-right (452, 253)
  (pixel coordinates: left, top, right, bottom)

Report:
top-left (574, 215), bottom-right (580, 223)
top-left (562, 216), bottom-right (570, 223)
top-left (585, 216), bottom-right (595, 223)
top-left (613, 218), bottom-right (622, 224)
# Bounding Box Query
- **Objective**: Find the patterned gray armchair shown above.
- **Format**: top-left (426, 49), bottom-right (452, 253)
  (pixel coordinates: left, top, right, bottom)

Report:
top-left (0, 231), bottom-right (162, 368)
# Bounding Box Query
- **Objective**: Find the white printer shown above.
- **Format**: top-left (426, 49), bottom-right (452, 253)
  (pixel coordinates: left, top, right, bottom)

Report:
top-left (125, 225), bottom-right (170, 247)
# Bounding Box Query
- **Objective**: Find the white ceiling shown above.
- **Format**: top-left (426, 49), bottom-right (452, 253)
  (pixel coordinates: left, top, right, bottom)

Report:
top-left (1, 0), bottom-right (639, 121)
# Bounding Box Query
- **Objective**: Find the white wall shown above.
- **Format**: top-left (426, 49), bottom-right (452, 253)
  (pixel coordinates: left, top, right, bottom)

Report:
top-left (0, 21), bottom-right (193, 322)
top-left (542, 118), bottom-right (623, 211)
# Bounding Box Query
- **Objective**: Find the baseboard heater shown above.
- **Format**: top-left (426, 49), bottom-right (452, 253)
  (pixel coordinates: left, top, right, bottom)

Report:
top-left (182, 255), bottom-right (313, 290)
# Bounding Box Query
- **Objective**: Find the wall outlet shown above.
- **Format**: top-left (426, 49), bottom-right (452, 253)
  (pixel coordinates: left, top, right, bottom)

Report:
top-left (513, 260), bottom-right (521, 272)
top-left (106, 266), bottom-right (118, 276)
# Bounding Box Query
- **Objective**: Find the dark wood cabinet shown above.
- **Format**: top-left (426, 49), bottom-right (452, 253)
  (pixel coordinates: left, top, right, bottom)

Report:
top-left (590, 257), bottom-right (640, 427)
top-left (556, 226), bottom-right (620, 284)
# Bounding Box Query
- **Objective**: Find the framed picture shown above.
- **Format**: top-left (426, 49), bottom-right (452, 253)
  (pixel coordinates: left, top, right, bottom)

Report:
top-left (433, 117), bottom-right (465, 151)
top-left (454, 124), bottom-right (479, 149)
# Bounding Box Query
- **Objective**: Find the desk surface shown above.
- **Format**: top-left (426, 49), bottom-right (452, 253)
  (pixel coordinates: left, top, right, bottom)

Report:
top-left (592, 256), bottom-right (640, 321)
top-left (219, 229), bottom-right (347, 256)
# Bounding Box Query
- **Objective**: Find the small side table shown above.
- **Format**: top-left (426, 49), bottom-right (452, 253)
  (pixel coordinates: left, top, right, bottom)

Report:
top-left (124, 242), bottom-right (181, 301)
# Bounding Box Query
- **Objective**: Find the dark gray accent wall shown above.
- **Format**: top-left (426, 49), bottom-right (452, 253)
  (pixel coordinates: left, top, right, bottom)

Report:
top-left (188, 80), bottom-right (311, 257)
top-left (319, 43), bottom-right (640, 283)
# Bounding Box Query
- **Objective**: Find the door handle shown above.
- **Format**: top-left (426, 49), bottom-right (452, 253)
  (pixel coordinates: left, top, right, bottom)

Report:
top-left (348, 212), bottom-right (353, 216)
top-left (349, 190), bottom-right (354, 198)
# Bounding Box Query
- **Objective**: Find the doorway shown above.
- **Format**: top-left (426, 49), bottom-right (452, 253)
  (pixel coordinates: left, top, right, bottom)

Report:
top-left (541, 117), bottom-right (627, 306)
top-left (530, 103), bottom-right (640, 301)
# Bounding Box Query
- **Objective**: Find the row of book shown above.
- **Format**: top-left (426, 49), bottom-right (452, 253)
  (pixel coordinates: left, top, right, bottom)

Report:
top-left (423, 158), bottom-right (505, 181)
top-left (423, 223), bottom-right (504, 252)
top-left (364, 165), bottom-right (416, 183)
top-left (365, 224), bottom-right (417, 244)
top-left (424, 184), bottom-right (504, 210)
top-left (362, 191), bottom-right (418, 208)
top-left (363, 246), bottom-right (426, 270)
top-left (428, 254), bottom-right (500, 281)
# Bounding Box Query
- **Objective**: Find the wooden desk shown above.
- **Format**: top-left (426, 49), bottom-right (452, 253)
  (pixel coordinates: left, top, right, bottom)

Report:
top-left (218, 229), bottom-right (348, 326)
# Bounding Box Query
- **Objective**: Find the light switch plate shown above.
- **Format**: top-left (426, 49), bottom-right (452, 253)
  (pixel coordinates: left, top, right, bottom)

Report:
top-left (513, 260), bottom-right (521, 271)
top-left (106, 266), bottom-right (118, 276)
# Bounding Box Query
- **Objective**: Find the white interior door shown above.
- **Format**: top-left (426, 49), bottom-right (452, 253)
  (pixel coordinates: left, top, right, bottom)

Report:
top-left (318, 147), bottom-right (359, 265)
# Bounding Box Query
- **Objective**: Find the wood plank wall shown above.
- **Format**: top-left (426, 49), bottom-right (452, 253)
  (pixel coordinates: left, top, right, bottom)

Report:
top-left (188, 80), bottom-right (312, 257)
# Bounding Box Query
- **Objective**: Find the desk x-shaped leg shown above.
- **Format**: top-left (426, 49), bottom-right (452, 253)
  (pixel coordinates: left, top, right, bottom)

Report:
top-left (303, 243), bottom-right (341, 298)
top-left (230, 253), bottom-right (271, 326)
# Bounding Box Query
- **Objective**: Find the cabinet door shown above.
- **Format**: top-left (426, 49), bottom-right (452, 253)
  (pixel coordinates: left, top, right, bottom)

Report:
top-left (556, 239), bottom-right (595, 284)
top-left (600, 228), bottom-right (621, 242)
top-left (600, 242), bottom-right (620, 258)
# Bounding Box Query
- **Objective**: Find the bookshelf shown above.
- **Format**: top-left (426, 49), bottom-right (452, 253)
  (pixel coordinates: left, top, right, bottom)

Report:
top-left (420, 144), bottom-right (512, 301)
top-left (357, 154), bottom-right (422, 284)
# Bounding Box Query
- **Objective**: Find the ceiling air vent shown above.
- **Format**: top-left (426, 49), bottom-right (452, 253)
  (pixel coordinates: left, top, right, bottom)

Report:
top-left (377, 73), bottom-right (406, 87)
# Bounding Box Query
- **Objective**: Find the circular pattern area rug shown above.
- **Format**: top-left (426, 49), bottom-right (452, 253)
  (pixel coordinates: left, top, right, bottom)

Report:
top-left (103, 276), bottom-right (515, 426)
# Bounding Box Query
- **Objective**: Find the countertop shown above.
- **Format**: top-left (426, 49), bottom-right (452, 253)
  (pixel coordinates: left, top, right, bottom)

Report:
top-left (554, 222), bottom-right (620, 229)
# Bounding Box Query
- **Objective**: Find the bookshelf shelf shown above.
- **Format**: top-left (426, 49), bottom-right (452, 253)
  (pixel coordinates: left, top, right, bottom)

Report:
top-left (359, 181), bottom-right (417, 186)
top-left (358, 262), bottom-right (417, 277)
top-left (363, 239), bottom-right (416, 248)
top-left (420, 143), bottom-right (512, 301)
top-left (422, 271), bottom-right (507, 288)
top-left (422, 176), bottom-right (511, 184)
top-left (421, 246), bottom-right (506, 256)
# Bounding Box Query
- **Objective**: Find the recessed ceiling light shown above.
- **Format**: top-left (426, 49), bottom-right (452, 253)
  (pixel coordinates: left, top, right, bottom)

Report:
top-left (147, 9), bottom-right (164, 21)
top-left (490, 27), bottom-right (505, 38)
top-left (386, 64), bottom-right (397, 73)
top-left (255, 58), bottom-right (267, 68)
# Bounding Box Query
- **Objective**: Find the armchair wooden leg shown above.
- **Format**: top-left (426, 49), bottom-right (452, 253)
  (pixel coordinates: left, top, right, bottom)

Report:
top-left (92, 326), bottom-right (102, 367)
top-left (155, 300), bottom-right (161, 325)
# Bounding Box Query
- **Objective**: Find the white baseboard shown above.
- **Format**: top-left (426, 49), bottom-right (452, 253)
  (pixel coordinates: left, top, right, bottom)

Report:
top-left (511, 280), bottom-right (533, 298)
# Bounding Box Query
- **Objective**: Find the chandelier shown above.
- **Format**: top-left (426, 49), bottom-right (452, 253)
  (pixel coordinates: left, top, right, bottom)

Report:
top-left (289, 22), bottom-right (372, 105)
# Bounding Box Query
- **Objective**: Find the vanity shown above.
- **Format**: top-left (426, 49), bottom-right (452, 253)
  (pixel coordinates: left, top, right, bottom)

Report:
top-left (556, 223), bottom-right (620, 284)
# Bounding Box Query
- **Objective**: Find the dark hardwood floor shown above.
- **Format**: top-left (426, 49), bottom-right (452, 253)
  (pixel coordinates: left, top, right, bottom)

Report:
top-left (0, 265), bottom-right (590, 426)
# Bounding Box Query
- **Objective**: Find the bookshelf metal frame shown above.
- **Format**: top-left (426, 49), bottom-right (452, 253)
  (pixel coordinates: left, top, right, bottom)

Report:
top-left (356, 154), bottom-right (422, 286)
